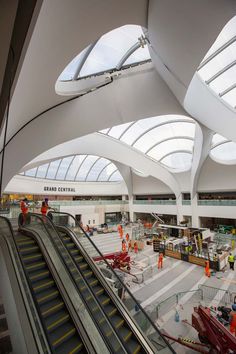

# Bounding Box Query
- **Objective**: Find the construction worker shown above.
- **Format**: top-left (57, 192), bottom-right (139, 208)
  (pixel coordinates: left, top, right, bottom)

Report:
top-left (205, 260), bottom-right (211, 277)
top-left (158, 252), bottom-right (164, 269)
top-left (229, 307), bottom-right (236, 336)
top-left (121, 239), bottom-right (127, 253)
top-left (41, 201), bottom-right (49, 216)
top-left (125, 233), bottom-right (129, 242)
top-left (128, 240), bottom-right (132, 252)
top-left (228, 253), bottom-right (235, 270)
top-left (134, 241), bottom-right (138, 254)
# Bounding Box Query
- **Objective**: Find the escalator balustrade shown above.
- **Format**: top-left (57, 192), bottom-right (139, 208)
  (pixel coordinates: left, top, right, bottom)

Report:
top-left (59, 231), bottom-right (144, 354)
top-left (15, 233), bottom-right (88, 354)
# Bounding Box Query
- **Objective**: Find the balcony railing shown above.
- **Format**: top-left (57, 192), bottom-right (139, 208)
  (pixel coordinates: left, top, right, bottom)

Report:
top-left (50, 200), bottom-right (128, 206)
top-left (198, 199), bottom-right (236, 206)
top-left (182, 200), bottom-right (191, 205)
top-left (133, 200), bottom-right (176, 205)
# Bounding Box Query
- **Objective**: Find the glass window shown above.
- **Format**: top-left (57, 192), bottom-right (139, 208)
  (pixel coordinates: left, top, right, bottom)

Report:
top-left (148, 138), bottom-right (193, 161)
top-left (66, 155), bottom-right (87, 180)
top-left (58, 48), bottom-right (87, 81)
top-left (124, 45), bottom-right (151, 66)
top-left (161, 152), bottom-right (192, 170)
top-left (98, 163), bottom-right (116, 181)
top-left (86, 158), bottom-right (111, 181)
top-left (25, 167), bottom-right (37, 177)
top-left (46, 160), bottom-right (61, 179)
top-left (36, 164), bottom-right (49, 178)
top-left (108, 122), bottom-right (134, 139)
top-left (75, 155), bottom-right (99, 181)
top-left (211, 141), bottom-right (236, 162)
top-left (79, 25), bottom-right (146, 77)
top-left (109, 170), bottom-right (123, 181)
top-left (56, 156), bottom-right (74, 180)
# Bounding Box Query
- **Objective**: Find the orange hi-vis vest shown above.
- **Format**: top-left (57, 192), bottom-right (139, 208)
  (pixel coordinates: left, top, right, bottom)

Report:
top-left (41, 205), bottom-right (48, 215)
top-left (20, 201), bottom-right (28, 214)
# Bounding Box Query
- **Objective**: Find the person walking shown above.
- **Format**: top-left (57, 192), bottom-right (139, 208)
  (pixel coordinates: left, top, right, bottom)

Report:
top-left (228, 253), bottom-right (235, 270)
top-left (122, 239), bottom-right (127, 253)
top-left (134, 241), bottom-right (138, 254)
top-left (20, 198), bottom-right (29, 223)
top-left (125, 233), bottom-right (129, 242)
top-left (158, 252), bottom-right (164, 269)
top-left (205, 260), bottom-right (211, 277)
top-left (230, 307), bottom-right (236, 336)
top-left (128, 240), bottom-right (132, 252)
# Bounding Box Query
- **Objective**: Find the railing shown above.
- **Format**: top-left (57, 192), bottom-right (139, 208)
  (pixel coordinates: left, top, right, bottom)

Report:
top-left (50, 200), bottom-right (128, 206)
top-left (49, 211), bottom-right (175, 353)
top-left (133, 200), bottom-right (176, 205)
top-left (198, 199), bottom-right (236, 206)
top-left (182, 200), bottom-right (191, 205)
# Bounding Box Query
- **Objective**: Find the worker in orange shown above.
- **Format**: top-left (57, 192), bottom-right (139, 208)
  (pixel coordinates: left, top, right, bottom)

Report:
top-left (122, 239), bottom-right (127, 253)
top-left (128, 240), bottom-right (132, 252)
top-left (125, 233), bottom-right (129, 242)
top-left (158, 252), bottom-right (164, 269)
top-left (20, 198), bottom-right (29, 222)
top-left (119, 227), bottom-right (124, 239)
top-left (205, 260), bottom-right (211, 277)
top-left (229, 307), bottom-right (236, 336)
top-left (41, 201), bottom-right (49, 216)
top-left (134, 241), bottom-right (138, 254)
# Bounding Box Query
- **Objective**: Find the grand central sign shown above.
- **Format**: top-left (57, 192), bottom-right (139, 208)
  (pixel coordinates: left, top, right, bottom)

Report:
top-left (44, 186), bottom-right (75, 192)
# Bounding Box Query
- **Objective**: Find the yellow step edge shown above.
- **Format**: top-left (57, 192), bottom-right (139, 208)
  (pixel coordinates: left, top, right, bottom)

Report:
top-left (102, 298), bottom-right (110, 306)
top-left (85, 295), bottom-right (92, 301)
top-left (52, 328), bottom-right (76, 347)
top-left (47, 314), bottom-right (69, 331)
top-left (66, 243), bottom-right (74, 247)
top-left (42, 302), bottom-right (64, 317)
top-left (108, 308), bottom-right (117, 317)
top-left (95, 289), bottom-right (104, 296)
top-left (26, 262), bottom-right (45, 270)
top-left (16, 237), bottom-right (30, 242)
top-left (79, 264), bottom-right (88, 269)
top-left (18, 240), bottom-right (35, 246)
top-left (71, 250), bottom-right (79, 254)
top-left (37, 290), bottom-right (59, 304)
top-left (133, 344), bottom-right (142, 354)
top-left (69, 342), bottom-right (83, 354)
top-left (30, 270), bottom-right (49, 281)
top-left (74, 256), bottom-right (83, 261)
top-left (84, 271), bottom-right (92, 277)
top-left (89, 280), bottom-right (98, 286)
top-left (105, 330), bottom-right (113, 338)
top-left (124, 331), bottom-right (132, 342)
top-left (75, 276), bottom-right (82, 281)
top-left (23, 254), bottom-right (42, 260)
top-left (33, 280), bottom-right (54, 291)
top-left (99, 317), bottom-right (106, 325)
top-left (115, 319), bottom-right (124, 329)
top-left (21, 246), bottom-right (38, 252)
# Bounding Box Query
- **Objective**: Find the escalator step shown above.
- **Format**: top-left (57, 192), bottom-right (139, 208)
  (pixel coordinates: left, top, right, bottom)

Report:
top-left (29, 270), bottom-right (50, 282)
top-left (56, 335), bottom-right (84, 354)
top-left (62, 236), bottom-right (71, 243)
top-left (41, 299), bottom-right (64, 318)
top-left (83, 271), bottom-right (93, 278)
top-left (92, 285), bottom-right (104, 297)
top-left (125, 339), bottom-right (142, 354)
top-left (110, 314), bottom-right (125, 330)
top-left (119, 326), bottom-right (132, 343)
top-left (20, 246), bottom-right (39, 255)
top-left (88, 279), bottom-right (99, 287)
top-left (25, 261), bottom-right (46, 271)
top-left (37, 289), bottom-right (59, 305)
top-left (78, 263), bottom-right (88, 270)
top-left (33, 279), bottom-right (55, 293)
top-left (70, 249), bottom-right (79, 256)
top-left (98, 294), bottom-right (111, 307)
top-left (65, 242), bottom-right (75, 249)
top-left (22, 253), bottom-right (43, 263)
top-left (50, 322), bottom-right (76, 349)
top-left (17, 240), bottom-right (36, 246)
top-left (74, 255), bottom-right (83, 263)
top-left (45, 309), bottom-right (70, 332)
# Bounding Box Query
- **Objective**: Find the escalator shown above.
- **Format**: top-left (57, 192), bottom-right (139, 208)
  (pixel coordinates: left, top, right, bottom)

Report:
top-left (47, 212), bottom-right (175, 354)
top-left (14, 232), bottom-right (88, 354)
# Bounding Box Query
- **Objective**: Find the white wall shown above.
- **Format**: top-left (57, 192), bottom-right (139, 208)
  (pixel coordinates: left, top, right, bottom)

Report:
top-left (132, 174), bottom-right (172, 194)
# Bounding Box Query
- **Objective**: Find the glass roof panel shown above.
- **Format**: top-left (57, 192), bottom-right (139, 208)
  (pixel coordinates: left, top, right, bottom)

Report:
top-left (80, 25), bottom-right (145, 77)
top-left (65, 155), bottom-right (86, 181)
top-left (211, 133), bottom-right (228, 146)
top-left (46, 160), bottom-right (61, 179)
top-left (148, 139), bottom-right (193, 161)
top-left (97, 163), bottom-right (116, 181)
top-left (108, 122), bottom-right (134, 139)
top-left (123, 45), bottom-right (151, 66)
top-left (86, 158), bottom-right (111, 181)
top-left (36, 164), bottom-right (49, 179)
top-left (211, 141), bottom-right (236, 162)
top-left (75, 155), bottom-right (99, 181)
top-left (222, 86), bottom-right (236, 107)
top-left (55, 156), bottom-right (74, 180)
top-left (58, 48), bottom-right (87, 81)
top-left (134, 122), bottom-right (195, 153)
top-left (161, 152), bottom-right (192, 170)
top-left (25, 167), bottom-right (37, 177)
top-left (109, 170), bottom-right (123, 181)
top-left (209, 65), bottom-right (236, 94)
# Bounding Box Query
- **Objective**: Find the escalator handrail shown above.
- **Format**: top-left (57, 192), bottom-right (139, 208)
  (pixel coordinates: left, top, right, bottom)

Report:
top-left (0, 216), bottom-right (51, 354)
top-left (21, 213), bottom-right (123, 354)
top-left (49, 211), bottom-right (176, 353)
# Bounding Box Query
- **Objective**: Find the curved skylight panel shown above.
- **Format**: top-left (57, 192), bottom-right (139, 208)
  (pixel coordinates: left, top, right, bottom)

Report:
top-left (86, 158), bottom-right (110, 181)
top-left (211, 133), bottom-right (228, 146)
top-left (59, 49), bottom-right (87, 81)
top-left (161, 152), bottom-right (192, 170)
top-left (56, 156), bottom-right (74, 180)
top-left (65, 155), bottom-right (86, 181)
top-left (148, 139), bottom-right (193, 161)
top-left (36, 164), bottom-right (49, 178)
top-left (46, 159), bottom-right (61, 179)
top-left (211, 141), bottom-right (236, 162)
top-left (134, 122), bottom-right (195, 153)
top-left (25, 167), bottom-right (37, 177)
top-left (124, 45), bottom-right (151, 66)
top-left (79, 25), bottom-right (146, 78)
top-left (108, 122), bottom-right (134, 139)
top-left (75, 155), bottom-right (98, 181)
top-left (97, 163), bottom-right (116, 181)
top-left (198, 16), bottom-right (236, 109)
top-left (109, 170), bottom-right (122, 182)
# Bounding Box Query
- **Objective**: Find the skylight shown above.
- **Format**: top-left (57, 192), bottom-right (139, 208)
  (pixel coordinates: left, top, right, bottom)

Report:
top-left (99, 115), bottom-right (195, 172)
top-left (197, 16), bottom-right (236, 110)
top-left (59, 25), bottom-right (150, 81)
top-left (210, 133), bottom-right (236, 163)
top-left (22, 155), bottom-right (123, 182)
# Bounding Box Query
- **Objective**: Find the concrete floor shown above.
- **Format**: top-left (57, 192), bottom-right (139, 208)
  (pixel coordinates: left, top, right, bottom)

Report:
top-left (87, 231), bottom-right (236, 353)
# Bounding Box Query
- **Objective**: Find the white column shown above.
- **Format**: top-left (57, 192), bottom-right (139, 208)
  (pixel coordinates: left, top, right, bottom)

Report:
top-left (191, 194), bottom-right (200, 228)
top-left (128, 195), bottom-right (134, 222)
top-left (176, 193), bottom-right (183, 225)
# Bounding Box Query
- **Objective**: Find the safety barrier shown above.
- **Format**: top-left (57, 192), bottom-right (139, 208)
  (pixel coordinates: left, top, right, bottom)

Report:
top-left (199, 285), bottom-right (231, 306)
top-left (133, 200), bottom-right (176, 205)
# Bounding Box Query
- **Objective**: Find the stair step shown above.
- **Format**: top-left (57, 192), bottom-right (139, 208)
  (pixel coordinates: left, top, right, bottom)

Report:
top-left (45, 309), bottom-right (70, 333)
